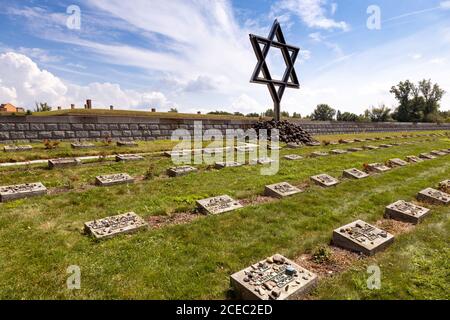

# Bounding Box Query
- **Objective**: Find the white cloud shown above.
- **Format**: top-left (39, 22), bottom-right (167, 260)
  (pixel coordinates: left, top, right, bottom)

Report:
top-left (440, 1), bottom-right (450, 9)
top-left (230, 94), bottom-right (263, 114)
top-left (409, 53), bottom-right (422, 60)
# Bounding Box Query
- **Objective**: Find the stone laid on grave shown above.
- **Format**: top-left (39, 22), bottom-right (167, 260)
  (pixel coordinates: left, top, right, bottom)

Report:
top-left (417, 188), bottom-right (450, 205)
top-left (387, 158), bottom-right (408, 167)
top-left (331, 149), bottom-right (348, 155)
top-left (311, 151), bottom-right (329, 157)
top-left (267, 145), bottom-right (282, 150)
top-left (365, 163), bottom-right (391, 173)
top-left (311, 174), bottom-right (339, 187)
top-left (264, 182), bottom-right (302, 198)
top-left (379, 144), bottom-right (393, 148)
top-left (167, 166), bottom-right (198, 177)
top-left (203, 147), bottom-right (231, 155)
top-left (329, 141), bottom-right (339, 145)
top-left (117, 141), bottom-right (138, 147)
top-left (354, 138), bottom-right (364, 142)
top-left (71, 143), bottom-right (95, 149)
top-left (391, 142), bottom-right (401, 146)
top-left (0, 182), bottom-right (47, 202)
top-left (84, 212), bottom-right (148, 240)
top-left (252, 157), bottom-right (275, 165)
top-left (347, 147), bottom-right (363, 152)
top-left (116, 154), bottom-right (144, 162)
top-left (385, 200), bottom-right (430, 224)
top-left (419, 153), bottom-right (436, 160)
top-left (339, 139), bottom-right (354, 144)
top-left (164, 150), bottom-right (190, 157)
top-left (215, 161), bottom-right (243, 169)
top-left (230, 254), bottom-right (318, 300)
top-left (306, 141), bottom-right (321, 147)
top-left (332, 220), bottom-right (394, 256)
top-left (48, 158), bottom-right (81, 169)
top-left (287, 142), bottom-right (302, 149)
top-left (406, 155), bottom-right (423, 163)
top-left (95, 173), bottom-right (134, 186)
top-left (363, 145), bottom-right (379, 150)
top-left (343, 168), bottom-right (369, 180)
top-left (196, 195), bottom-right (243, 215)
top-left (3, 145), bottom-right (33, 152)
top-left (284, 154), bottom-right (303, 160)
top-left (438, 180), bottom-right (450, 193)
top-left (430, 150), bottom-right (447, 156)
top-left (439, 149), bottom-right (450, 154)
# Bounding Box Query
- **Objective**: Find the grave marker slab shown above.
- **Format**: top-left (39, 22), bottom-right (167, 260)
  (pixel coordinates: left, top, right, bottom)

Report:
top-left (329, 141), bottom-right (339, 145)
top-left (406, 155), bottom-right (423, 163)
top-left (362, 145), bottom-right (378, 150)
top-left (84, 212), bottom-right (148, 240)
top-left (306, 141), bottom-right (321, 147)
top-left (203, 147), bottom-right (231, 155)
top-left (215, 161), bottom-right (243, 169)
top-left (388, 158), bottom-right (408, 167)
top-left (235, 145), bottom-right (256, 153)
top-left (365, 163), bottom-right (391, 173)
top-left (95, 173), bottom-right (134, 186)
top-left (311, 151), bottom-right (329, 157)
top-left (284, 154), bottom-right (303, 160)
top-left (354, 138), bottom-right (364, 142)
top-left (430, 150), bottom-right (447, 156)
top-left (264, 182), bottom-right (302, 198)
top-left (419, 153), bottom-right (436, 160)
top-left (347, 147), bottom-right (363, 152)
top-left (379, 144), bottom-right (393, 148)
top-left (267, 145), bottom-right (282, 150)
top-left (0, 182), bottom-right (47, 202)
top-left (340, 139), bottom-right (353, 144)
top-left (439, 149), bottom-right (450, 154)
top-left (230, 254), bottom-right (317, 300)
top-left (167, 166), bottom-right (197, 177)
top-left (3, 145), bottom-right (33, 152)
top-left (115, 154), bottom-right (144, 162)
top-left (331, 149), bottom-right (347, 155)
top-left (417, 188), bottom-right (450, 205)
top-left (438, 180), bottom-right (450, 193)
top-left (252, 157), bottom-right (275, 165)
top-left (164, 150), bottom-right (190, 157)
top-left (287, 142), bottom-right (302, 149)
top-left (343, 168), bottom-right (369, 179)
top-left (196, 195), bottom-right (243, 215)
top-left (332, 220), bottom-right (394, 256)
top-left (48, 158), bottom-right (80, 169)
top-left (311, 174), bottom-right (339, 187)
top-left (117, 141), bottom-right (138, 147)
top-left (385, 200), bottom-right (430, 224)
top-left (71, 143), bottom-right (95, 149)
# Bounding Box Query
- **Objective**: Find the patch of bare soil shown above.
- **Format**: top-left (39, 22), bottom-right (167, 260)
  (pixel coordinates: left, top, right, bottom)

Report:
top-left (147, 212), bottom-right (201, 229)
top-left (375, 218), bottom-right (415, 236)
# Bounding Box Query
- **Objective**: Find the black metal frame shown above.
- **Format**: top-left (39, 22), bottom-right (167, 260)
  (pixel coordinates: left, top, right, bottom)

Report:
top-left (249, 19), bottom-right (300, 121)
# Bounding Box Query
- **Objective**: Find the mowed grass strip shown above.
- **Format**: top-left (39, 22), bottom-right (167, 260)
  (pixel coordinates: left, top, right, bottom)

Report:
top-left (0, 135), bottom-right (448, 299)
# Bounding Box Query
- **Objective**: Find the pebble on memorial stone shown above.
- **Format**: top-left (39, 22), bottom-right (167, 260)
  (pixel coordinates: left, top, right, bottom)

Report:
top-left (365, 163), bottom-right (391, 173)
top-left (196, 195), bottom-right (243, 215)
top-left (343, 168), bottom-right (369, 180)
top-left (331, 149), bottom-right (347, 155)
top-left (71, 142), bottom-right (95, 149)
top-left (214, 161), bottom-right (243, 169)
top-left (167, 166), bottom-right (197, 177)
top-left (264, 182), bottom-right (302, 198)
top-left (48, 158), bottom-right (81, 169)
top-left (430, 150), bottom-right (447, 156)
top-left (0, 182), bottom-right (47, 202)
top-left (311, 174), bottom-right (339, 187)
top-left (416, 188), bottom-right (450, 205)
top-left (117, 141), bottom-right (138, 147)
top-left (332, 220), bottom-right (394, 256)
top-left (95, 173), bottom-right (134, 186)
top-left (385, 200), bottom-right (430, 224)
top-left (406, 155), bottom-right (423, 163)
top-left (84, 212), bottom-right (148, 240)
top-left (438, 180), bottom-right (450, 193)
top-left (230, 254), bottom-right (318, 300)
top-left (347, 147), bottom-right (363, 152)
top-left (419, 153), bottom-right (436, 160)
top-left (3, 145), bottom-right (33, 152)
top-left (115, 154), bottom-right (145, 162)
top-left (362, 145), bottom-right (379, 150)
top-left (387, 158), bottom-right (408, 167)
top-left (284, 154), bottom-right (303, 160)
top-left (310, 151), bottom-right (329, 157)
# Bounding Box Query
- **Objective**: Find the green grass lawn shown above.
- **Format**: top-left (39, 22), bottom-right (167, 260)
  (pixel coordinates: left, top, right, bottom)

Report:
top-left (0, 131), bottom-right (449, 299)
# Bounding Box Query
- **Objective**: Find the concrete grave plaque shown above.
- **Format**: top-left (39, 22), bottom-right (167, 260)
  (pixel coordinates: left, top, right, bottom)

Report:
top-left (284, 154), bottom-right (303, 160)
top-left (164, 150), bottom-right (190, 157)
top-left (406, 156), bottom-right (423, 163)
top-left (340, 139), bottom-right (354, 144)
top-left (84, 212), bottom-right (147, 240)
top-left (196, 195), bottom-right (243, 215)
top-left (117, 141), bottom-right (138, 147)
top-left (419, 153), bottom-right (436, 160)
top-left (252, 157), bottom-right (275, 165)
top-left (311, 174), bottom-right (339, 187)
top-left (167, 166), bottom-right (197, 177)
top-left (385, 200), bottom-right (430, 224)
top-left (354, 138), bottom-right (364, 142)
top-left (71, 143), bottom-right (95, 149)
top-left (236, 145), bottom-right (256, 153)
top-left (365, 138), bottom-right (375, 141)
top-left (203, 147), bottom-right (231, 155)
top-left (331, 149), bottom-right (348, 155)
top-left (264, 182), bottom-right (302, 198)
top-left (388, 158), bottom-right (408, 167)
top-left (115, 154), bottom-right (144, 162)
top-left (287, 142), bottom-right (302, 149)
top-left (438, 180), bottom-right (450, 193)
top-left (95, 173), bottom-right (134, 186)
top-left (311, 151), bottom-right (329, 157)
top-left (365, 163), bottom-right (391, 173)
top-left (306, 141), bottom-right (321, 147)
top-left (268, 145), bottom-right (282, 150)
top-left (48, 158), bottom-right (80, 169)
top-left (430, 150), bottom-right (446, 156)
top-left (347, 147), bottom-right (363, 152)
top-left (230, 254), bottom-right (317, 300)
top-left (0, 182), bottom-right (47, 202)
top-left (439, 149), bottom-right (450, 154)
top-left (362, 145), bottom-right (378, 150)
top-left (379, 144), bottom-right (393, 148)
top-left (417, 188), bottom-right (450, 205)
top-left (215, 161), bottom-right (243, 169)
top-left (3, 145), bottom-right (33, 152)
top-left (343, 168), bottom-right (369, 179)
top-left (332, 220), bottom-right (394, 256)
top-left (329, 141), bottom-right (339, 145)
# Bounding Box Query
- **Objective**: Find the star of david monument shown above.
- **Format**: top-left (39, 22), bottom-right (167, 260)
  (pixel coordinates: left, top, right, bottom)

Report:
top-left (249, 19), bottom-right (300, 122)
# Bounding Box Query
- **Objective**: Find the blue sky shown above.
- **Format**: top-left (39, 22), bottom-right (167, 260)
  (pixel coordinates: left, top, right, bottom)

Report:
top-left (0, 0), bottom-right (449, 114)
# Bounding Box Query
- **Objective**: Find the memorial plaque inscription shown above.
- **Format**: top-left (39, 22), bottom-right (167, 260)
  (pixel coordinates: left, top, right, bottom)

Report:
top-left (48, 158), bottom-right (81, 169)
top-left (284, 154), bottom-right (303, 160)
top-left (167, 166), bottom-right (198, 177)
top-left (385, 200), bottom-right (430, 224)
top-left (311, 174), bottom-right (339, 187)
top-left (365, 163), bottom-right (391, 173)
top-left (406, 156), bottom-right (423, 163)
top-left (388, 158), bottom-right (408, 167)
top-left (417, 188), bottom-right (450, 205)
top-left (3, 145), bottom-right (33, 152)
top-left (264, 182), bottom-right (302, 198)
top-left (84, 212), bottom-right (148, 240)
top-left (215, 161), bottom-right (243, 169)
top-left (343, 168), bottom-right (369, 180)
top-left (196, 195), bottom-right (243, 215)
top-left (95, 173), bottom-right (134, 186)
top-left (116, 154), bottom-right (144, 162)
top-left (0, 182), bottom-right (47, 202)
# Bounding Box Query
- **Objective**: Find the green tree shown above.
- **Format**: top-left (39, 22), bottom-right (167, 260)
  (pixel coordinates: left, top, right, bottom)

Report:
top-left (310, 104), bottom-right (336, 121)
top-left (281, 111), bottom-right (290, 118)
top-left (264, 109), bottom-right (274, 117)
top-left (365, 105), bottom-right (392, 122)
top-left (245, 113), bottom-right (260, 118)
top-left (168, 108), bottom-right (178, 113)
top-left (34, 102), bottom-right (52, 112)
top-left (339, 112), bottom-right (359, 122)
top-left (208, 110), bottom-right (232, 115)
top-left (292, 112), bottom-right (302, 119)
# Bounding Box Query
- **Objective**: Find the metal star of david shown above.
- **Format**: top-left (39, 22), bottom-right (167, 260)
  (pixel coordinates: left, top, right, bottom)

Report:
top-left (249, 19), bottom-right (300, 121)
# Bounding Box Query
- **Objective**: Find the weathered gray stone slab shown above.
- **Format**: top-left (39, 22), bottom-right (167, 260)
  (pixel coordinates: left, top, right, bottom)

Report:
top-left (430, 150), bottom-right (447, 156)
top-left (115, 154), bottom-right (144, 162)
top-left (347, 147), bottom-right (363, 152)
top-left (306, 141), bottom-right (321, 146)
top-left (264, 182), bottom-right (302, 198)
top-left (71, 143), bottom-right (95, 149)
top-left (329, 141), bottom-right (339, 145)
top-left (311, 174), bottom-right (339, 187)
top-left (230, 254), bottom-right (317, 300)
top-left (438, 180), bottom-right (450, 193)
top-left (196, 195), bottom-right (243, 215)
top-left (379, 144), bottom-right (393, 148)
top-left (417, 188), bottom-right (450, 205)
top-left (84, 212), bottom-right (148, 240)
top-left (354, 138), bottom-right (364, 142)
top-left (48, 158), bottom-right (80, 169)
top-left (164, 150), bottom-right (190, 157)
top-left (3, 145), bottom-right (33, 152)
top-left (287, 142), bottom-right (302, 149)
top-left (362, 145), bottom-right (378, 150)
top-left (267, 145), bottom-right (282, 150)
top-left (167, 166), bottom-right (197, 177)
top-left (235, 145), bottom-right (256, 153)
top-left (331, 149), bottom-right (347, 155)
top-left (388, 158), bottom-right (408, 167)
top-left (339, 139), bottom-right (354, 144)
top-left (419, 153), bottom-right (436, 160)
top-left (252, 157), bottom-right (275, 165)
top-left (311, 151), bottom-right (329, 157)
top-left (385, 200), bottom-right (430, 224)
top-left (0, 182), bottom-right (47, 202)
top-left (406, 155), bottom-right (423, 163)
top-left (203, 147), bottom-right (231, 155)
top-left (215, 161), bottom-right (243, 169)
top-left (95, 173), bottom-right (134, 186)
top-left (343, 168), bottom-right (369, 179)
top-left (365, 163), bottom-right (391, 173)
top-left (332, 220), bottom-right (394, 256)
top-left (284, 154), bottom-right (303, 160)
top-left (117, 141), bottom-right (138, 147)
